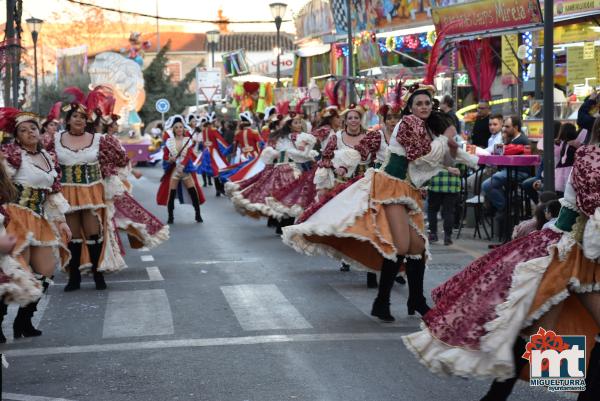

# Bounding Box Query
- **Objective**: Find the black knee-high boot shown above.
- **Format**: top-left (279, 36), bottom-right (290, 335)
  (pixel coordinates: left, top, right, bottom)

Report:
top-left (202, 173), bottom-right (208, 187)
top-left (215, 177), bottom-right (224, 197)
top-left (13, 300), bottom-right (42, 339)
top-left (64, 241), bottom-right (82, 292)
top-left (88, 235), bottom-right (106, 290)
top-left (207, 175), bottom-right (213, 186)
top-left (367, 272), bottom-right (378, 288)
top-left (578, 334), bottom-right (600, 400)
top-left (187, 187), bottom-right (203, 222)
top-left (405, 257), bottom-right (430, 316)
top-left (167, 189), bottom-right (177, 224)
top-left (371, 256), bottom-right (403, 322)
top-left (480, 336), bottom-right (528, 401)
top-left (0, 300), bottom-right (7, 343)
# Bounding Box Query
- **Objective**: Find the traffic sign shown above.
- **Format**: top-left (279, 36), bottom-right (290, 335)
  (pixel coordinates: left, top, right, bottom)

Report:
top-left (155, 98), bottom-right (171, 113)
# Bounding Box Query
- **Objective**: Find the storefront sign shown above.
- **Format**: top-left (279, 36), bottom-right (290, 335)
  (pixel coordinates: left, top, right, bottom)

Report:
top-left (295, 0), bottom-right (335, 41)
top-left (583, 42), bottom-right (596, 60)
top-left (432, 0), bottom-right (543, 38)
top-left (567, 46), bottom-right (599, 86)
top-left (552, 0), bottom-right (600, 20)
top-left (523, 120), bottom-right (543, 139)
top-left (501, 34), bottom-right (519, 85)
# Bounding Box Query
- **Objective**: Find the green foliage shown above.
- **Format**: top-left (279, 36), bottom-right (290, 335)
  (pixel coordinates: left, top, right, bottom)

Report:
top-left (38, 73), bottom-right (91, 116)
top-left (139, 40), bottom-right (203, 124)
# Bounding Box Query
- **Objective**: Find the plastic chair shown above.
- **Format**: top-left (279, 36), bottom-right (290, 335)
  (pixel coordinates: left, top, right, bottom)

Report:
top-left (456, 166), bottom-right (492, 241)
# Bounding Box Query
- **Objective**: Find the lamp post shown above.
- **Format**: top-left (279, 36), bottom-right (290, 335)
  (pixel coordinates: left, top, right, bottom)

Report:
top-left (269, 2), bottom-right (287, 88)
top-left (206, 30), bottom-right (220, 69)
top-left (26, 17), bottom-right (44, 114)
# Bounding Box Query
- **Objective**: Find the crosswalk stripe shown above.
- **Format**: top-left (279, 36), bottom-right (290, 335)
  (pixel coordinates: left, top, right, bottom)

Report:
top-left (102, 289), bottom-right (174, 338)
top-left (146, 266), bottom-right (164, 281)
top-left (2, 296), bottom-right (51, 344)
top-left (1, 393), bottom-right (77, 401)
top-left (140, 255), bottom-right (155, 262)
top-left (221, 284), bottom-right (312, 331)
top-left (330, 283), bottom-right (418, 327)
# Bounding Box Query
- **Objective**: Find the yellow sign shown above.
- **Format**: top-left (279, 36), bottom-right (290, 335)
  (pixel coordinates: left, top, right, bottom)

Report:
top-left (567, 46), bottom-right (599, 86)
top-left (524, 120), bottom-right (543, 140)
top-left (583, 42), bottom-right (595, 60)
top-left (501, 35), bottom-right (519, 82)
top-left (539, 22), bottom-right (600, 45)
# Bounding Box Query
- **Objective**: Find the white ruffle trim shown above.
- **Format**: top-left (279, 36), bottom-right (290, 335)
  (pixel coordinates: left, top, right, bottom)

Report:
top-left (44, 192), bottom-right (70, 221)
top-left (583, 207), bottom-right (600, 260)
top-left (259, 147), bottom-right (279, 164)
top-left (224, 181), bottom-right (240, 197)
top-left (314, 167), bottom-right (335, 190)
top-left (103, 175), bottom-right (127, 200)
top-left (264, 197), bottom-right (303, 219)
top-left (332, 148), bottom-right (361, 177)
top-left (0, 254), bottom-right (43, 306)
top-left (115, 216), bottom-right (170, 250)
top-left (230, 190), bottom-right (277, 218)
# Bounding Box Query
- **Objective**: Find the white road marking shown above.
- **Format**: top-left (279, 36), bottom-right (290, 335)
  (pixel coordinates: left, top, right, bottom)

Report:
top-left (330, 283), bottom-right (417, 327)
top-left (191, 259), bottom-right (258, 265)
top-left (221, 284), bottom-right (312, 331)
top-left (2, 393), bottom-right (77, 401)
top-left (2, 296), bottom-right (51, 344)
top-left (140, 254), bottom-right (155, 262)
top-left (102, 289), bottom-right (174, 338)
top-left (146, 266), bottom-right (164, 281)
top-left (4, 332), bottom-right (408, 358)
top-left (139, 247), bottom-right (150, 252)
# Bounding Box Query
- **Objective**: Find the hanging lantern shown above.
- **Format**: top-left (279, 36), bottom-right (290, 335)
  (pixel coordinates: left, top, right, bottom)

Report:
top-left (427, 30), bottom-right (437, 47)
top-left (404, 35), bottom-right (419, 50)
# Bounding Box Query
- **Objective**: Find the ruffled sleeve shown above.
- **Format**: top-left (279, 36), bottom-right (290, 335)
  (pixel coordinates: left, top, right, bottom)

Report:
top-left (0, 143), bottom-right (21, 177)
top-left (332, 148), bottom-right (361, 178)
top-left (47, 150), bottom-right (63, 194)
top-left (259, 147), bottom-right (280, 164)
top-left (99, 134), bottom-right (129, 178)
top-left (44, 192), bottom-right (70, 222)
top-left (317, 134), bottom-right (337, 168)
top-left (395, 115), bottom-right (431, 161)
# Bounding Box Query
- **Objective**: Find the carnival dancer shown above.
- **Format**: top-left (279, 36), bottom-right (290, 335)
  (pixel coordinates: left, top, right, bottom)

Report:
top-left (261, 106), bottom-right (277, 143)
top-left (283, 87), bottom-right (478, 322)
top-left (0, 108), bottom-right (71, 339)
top-left (156, 115), bottom-right (205, 224)
top-left (311, 106), bottom-right (341, 147)
top-left (194, 112), bottom-right (230, 197)
top-left (40, 102), bottom-right (62, 148)
top-left (228, 115), bottom-right (318, 227)
top-left (103, 112), bottom-right (169, 252)
top-left (50, 87), bottom-right (129, 292)
top-left (402, 118), bottom-right (600, 401)
top-left (231, 111), bottom-right (263, 163)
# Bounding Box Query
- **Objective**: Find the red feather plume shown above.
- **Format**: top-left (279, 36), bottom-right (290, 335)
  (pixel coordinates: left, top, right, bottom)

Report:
top-left (276, 101), bottom-right (290, 116)
top-left (46, 101), bottom-right (62, 122)
top-left (424, 23), bottom-right (457, 85)
top-left (63, 87), bottom-right (86, 105)
top-left (0, 107), bottom-right (21, 133)
top-left (295, 96), bottom-right (309, 114)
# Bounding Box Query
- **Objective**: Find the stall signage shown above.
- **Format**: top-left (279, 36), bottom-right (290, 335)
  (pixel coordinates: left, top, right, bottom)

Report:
top-left (501, 34), bottom-right (519, 85)
top-left (583, 42), bottom-right (595, 60)
top-left (567, 46), bottom-right (599, 86)
top-left (551, 0), bottom-right (600, 20)
top-left (432, 0), bottom-right (543, 38)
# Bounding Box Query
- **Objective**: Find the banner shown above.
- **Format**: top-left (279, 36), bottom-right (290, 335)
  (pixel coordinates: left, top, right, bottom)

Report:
top-left (56, 45), bottom-right (88, 83)
top-left (355, 32), bottom-right (382, 71)
top-left (567, 46), bottom-right (599, 86)
top-left (552, 0), bottom-right (600, 20)
top-left (294, 0), bottom-right (336, 41)
top-left (432, 0), bottom-right (543, 38)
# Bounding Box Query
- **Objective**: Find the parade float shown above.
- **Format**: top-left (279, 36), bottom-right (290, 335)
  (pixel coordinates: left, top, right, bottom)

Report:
top-left (88, 33), bottom-right (152, 162)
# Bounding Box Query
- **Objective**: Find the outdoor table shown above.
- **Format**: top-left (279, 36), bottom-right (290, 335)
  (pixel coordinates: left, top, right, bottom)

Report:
top-left (477, 154), bottom-right (541, 244)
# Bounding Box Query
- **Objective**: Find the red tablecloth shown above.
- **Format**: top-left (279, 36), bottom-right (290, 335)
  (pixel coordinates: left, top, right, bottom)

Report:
top-left (478, 155), bottom-right (541, 167)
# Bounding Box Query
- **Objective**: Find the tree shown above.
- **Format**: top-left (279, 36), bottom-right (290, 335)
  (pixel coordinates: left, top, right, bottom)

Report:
top-left (139, 40), bottom-right (202, 123)
top-left (38, 73), bottom-right (90, 117)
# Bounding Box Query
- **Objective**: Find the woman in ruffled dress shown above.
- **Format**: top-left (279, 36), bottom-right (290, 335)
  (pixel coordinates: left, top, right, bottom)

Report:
top-left (228, 115), bottom-right (318, 231)
top-left (156, 115), bottom-right (205, 224)
top-left (283, 86), bottom-right (478, 322)
top-left (311, 106), bottom-right (342, 147)
top-left (49, 87), bottom-right (129, 292)
top-left (40, 102), bottom-right (62, 148)
top-left (101, 112), bottom-right (169, 253)
top-left (194, 112), bottom-right (230, 197)
top-left (0, 109), bottom-right (71, 340)
top-left (402, 118), bottom-right (600, 401)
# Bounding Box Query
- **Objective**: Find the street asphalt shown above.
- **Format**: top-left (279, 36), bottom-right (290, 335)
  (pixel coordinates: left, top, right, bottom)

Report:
top-left (1, 165), bottom-right (563, 401)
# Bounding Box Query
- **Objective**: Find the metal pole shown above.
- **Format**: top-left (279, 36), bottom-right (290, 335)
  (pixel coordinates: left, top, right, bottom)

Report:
top-left (156, 0), bottom-right (160, 52)
top-left (542, 0), bottom-right (554, 192)
top-left (345, 0), bottom-right (354, 105)
top-left (516, 35), bottom-right (523, 117)
top-left (11, 0), bottom-right (21, 108)
top-left (4, 0), bottom-right (15, 107)
top-left (211, 43), bottom-right (215, 69)
top-left (534, 47), bottom-right (542, 99)
top-left (33, 30), bottom-right (39, 114)
top-left (275, 16), bottom-right (282, 88)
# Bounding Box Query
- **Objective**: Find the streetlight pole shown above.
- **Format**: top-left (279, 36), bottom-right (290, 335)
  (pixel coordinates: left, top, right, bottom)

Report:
top-left (26, 17), bottom-right (44, 114)
top-left (206, 30), bottom-right (220, 69)
top-left (269, 3), bottom-right (287, 88)
top-left (345, 0), bottom-right (355, 105)
top-left (542, 0), bottom-right (554, 192)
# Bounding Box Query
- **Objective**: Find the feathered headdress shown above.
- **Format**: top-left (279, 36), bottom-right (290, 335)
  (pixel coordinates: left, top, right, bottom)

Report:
top-left (340, 103), bottom-right (365, 118)
top-left (42, 102), bottom-right (62, 126)
top-left (62, 85), bottom-right (114, 122)
top-left (0, 107), bottom-right (41, 134)
top-left (379, 80), bottom-right (406, 118)
top-left (294, 96), bottom-right (309, 115)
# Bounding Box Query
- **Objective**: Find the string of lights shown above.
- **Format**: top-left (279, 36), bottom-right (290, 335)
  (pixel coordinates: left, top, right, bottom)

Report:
top-left (65, 0), bottom-right (292, 24)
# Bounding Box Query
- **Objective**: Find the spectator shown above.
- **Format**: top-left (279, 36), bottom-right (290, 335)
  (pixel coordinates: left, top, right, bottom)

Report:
top-left (483, 113), bottom-right (504, 154)
top-left (577, 91), bottom-right (598, 134)
top-left (554, 122), bottom-right (579, 194)
top-left (524, 121), bottom-right (563, 202)
top-left (512, 191), bottom-right (558, 239)
top-left (482, 115), bottom-right (531, 221)
top-left (542, 199), bottom-right (561, 229)
top-left (471, 101), bottom-right (492, 148)
top-left (439, 94), bottom-right (460, 133)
